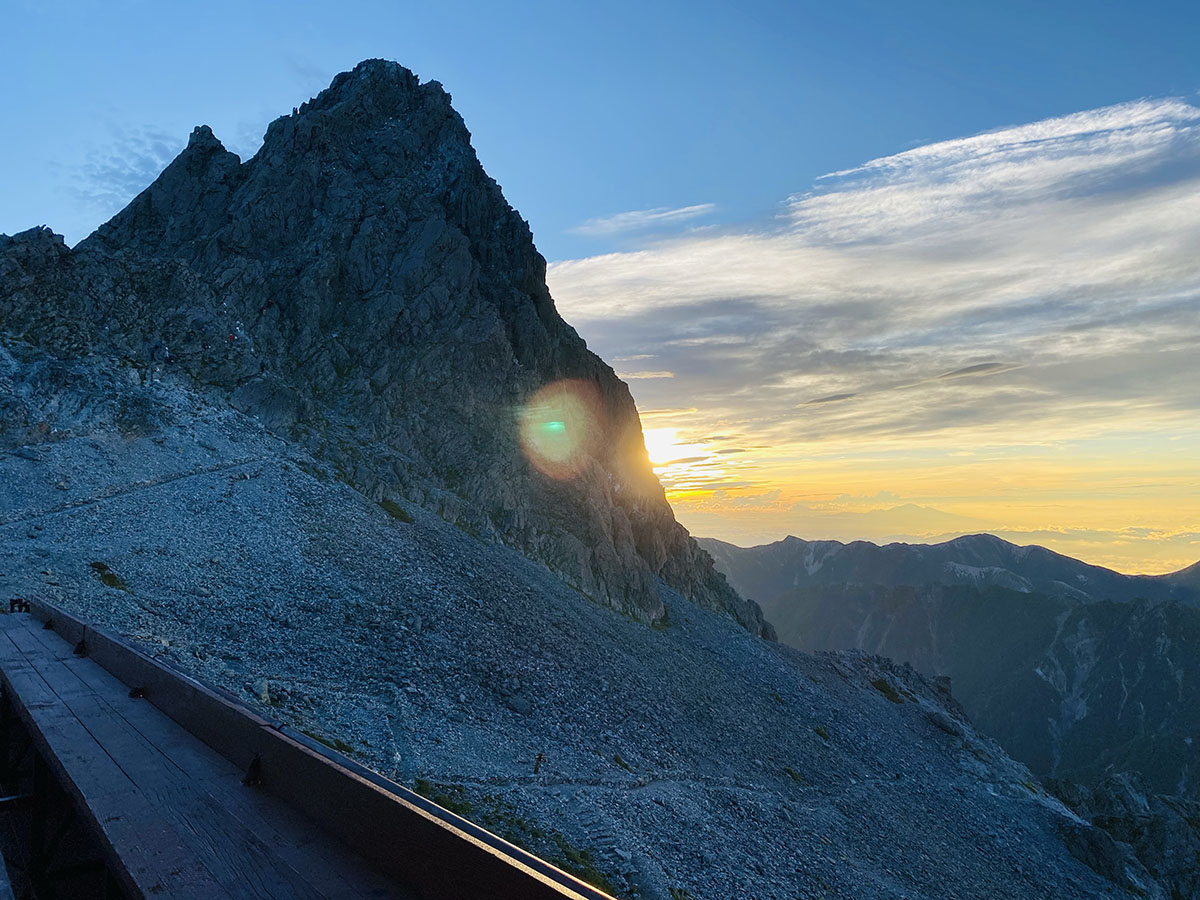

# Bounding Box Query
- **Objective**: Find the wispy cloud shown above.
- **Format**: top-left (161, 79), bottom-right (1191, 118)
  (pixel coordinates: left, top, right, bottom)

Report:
top-left (616, 370), bottom-right (675, 380)
top-left (570, 203), bottom-right (717, 237)
top-left (71, 126), bottom-right (185, 223)
top-left (938, 363), bottom-right (1012, 379)
top-left (549, 98), bottom-right (1200, 450)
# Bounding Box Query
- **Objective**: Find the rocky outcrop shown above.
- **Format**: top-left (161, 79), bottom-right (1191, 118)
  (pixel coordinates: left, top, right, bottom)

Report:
top-left (1050, 773), bottom-right (1200, 900)
top-left (0, 60), bottom-right (769, 636)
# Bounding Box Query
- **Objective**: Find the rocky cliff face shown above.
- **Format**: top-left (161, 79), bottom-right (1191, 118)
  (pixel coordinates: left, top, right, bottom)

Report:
top-left (0, 60), bottom-right (767, 637)
top-left (1050, 773), bottom-right (1200, 900)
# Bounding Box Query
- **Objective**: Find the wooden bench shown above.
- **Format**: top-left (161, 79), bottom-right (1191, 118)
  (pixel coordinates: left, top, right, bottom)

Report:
top-left (0, 606), bottom-right (612, 900)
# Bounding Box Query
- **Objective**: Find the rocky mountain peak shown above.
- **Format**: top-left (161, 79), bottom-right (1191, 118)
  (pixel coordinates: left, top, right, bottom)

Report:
top-left (187, 123), bottom-right (224, 150)
top-left (3, 60), bottom-right (772, 638)
top-left (290, 58), bottom-right (451, 131)
top-left (1, 226), bottom-right (68, 264)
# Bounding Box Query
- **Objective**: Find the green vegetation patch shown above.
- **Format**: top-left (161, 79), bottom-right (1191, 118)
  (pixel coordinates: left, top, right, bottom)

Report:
top-left (476, 792), bottom-right (544, 844)
top-left (379, 497), bottom-right (413, 522)
top-left (411, 783), bottom-right (620, 895)
top-left (612, 753), bottom-right (633, 772)
top-left (871, 678), bottom-right (905, 704)
top-left (301, 729), bottom-right (354, 754)
top-left (89, 561), bottom-right (128, 591)
top-left (413, 779), bottom-right (474, 817)
top-left (669, 889), bottom-right (694, 900)
top-left (550, 833), bottom-right (619, 895)
top-left (784, 766), bottom-right (807, 785)
top-left (813, 724), bottom-right (829, 740)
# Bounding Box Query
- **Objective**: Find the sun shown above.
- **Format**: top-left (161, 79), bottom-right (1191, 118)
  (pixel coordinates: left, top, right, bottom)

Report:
top-left (641, 428), bottom-right (681, 466)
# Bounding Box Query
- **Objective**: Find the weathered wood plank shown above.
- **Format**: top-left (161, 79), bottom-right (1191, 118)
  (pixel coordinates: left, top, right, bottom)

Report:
top-left (0, 630), bottom-right (229, 899)
top-left (246, 726), bottom-right (604, 899)
top-left (73, 624), bottom-right (280, 771)
top-left (59, 655), bottom-right (411, 900)
top-left (19, 602), bottom-right (615, 900)
top-left (11, 623), bottom-right (342, 900)
top-left (30, 625), bottom-right (410, 900)
top-left (280, 723), bottom-right (612, 894)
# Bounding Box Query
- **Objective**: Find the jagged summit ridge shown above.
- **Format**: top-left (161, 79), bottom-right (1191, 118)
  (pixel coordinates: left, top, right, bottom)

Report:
top-left (2, 59), bottom-right (770, 636)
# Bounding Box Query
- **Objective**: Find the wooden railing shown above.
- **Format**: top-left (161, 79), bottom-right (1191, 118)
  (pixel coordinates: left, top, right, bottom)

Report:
top-left (24, 599), bottom-right (617, 900)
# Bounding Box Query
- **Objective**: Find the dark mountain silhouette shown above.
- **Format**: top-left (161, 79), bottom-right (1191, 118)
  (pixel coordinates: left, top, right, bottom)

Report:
top-left (700, 532), bottom-right (1200, 795)
top-left (3, 60), bottom-right (768, 637)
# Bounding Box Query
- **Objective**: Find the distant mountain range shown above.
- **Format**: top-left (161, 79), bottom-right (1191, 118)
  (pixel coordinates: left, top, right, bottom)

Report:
top-left (700, 532), bottom-right (1199, 608)
top-left (699, 533), bottom-right (1200, 801)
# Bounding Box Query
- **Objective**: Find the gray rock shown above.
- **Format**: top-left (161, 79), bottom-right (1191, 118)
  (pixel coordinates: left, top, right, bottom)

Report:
top-left (1049, 773), bottom-right (1200, 900)
top-left (251, 678), bottom-right (271, 704)
top-left (1058, 820), bottom-right (1164, 899)
top-left (230, 377), bottom-right (305, 430)
top-left (505, 694), bottom-right (532, 715)
top-left (925, 709), bottom-right (963, 737)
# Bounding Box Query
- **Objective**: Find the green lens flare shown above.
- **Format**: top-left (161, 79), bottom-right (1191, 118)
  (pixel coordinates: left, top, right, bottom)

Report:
top-left (519, 381), bottom-right (601, 479)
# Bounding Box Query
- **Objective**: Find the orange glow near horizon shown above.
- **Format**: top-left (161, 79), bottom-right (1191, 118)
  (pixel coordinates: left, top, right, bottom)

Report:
top-left (637, 416), bottom-right (1200, 576)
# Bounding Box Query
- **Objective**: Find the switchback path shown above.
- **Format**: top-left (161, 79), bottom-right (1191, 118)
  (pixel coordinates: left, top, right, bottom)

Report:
top-left (0, 455), bottom-right (282, 527)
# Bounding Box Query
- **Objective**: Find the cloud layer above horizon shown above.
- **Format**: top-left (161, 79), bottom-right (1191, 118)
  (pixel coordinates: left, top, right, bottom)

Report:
top-left (547, 99), bottom-right (1200, 571)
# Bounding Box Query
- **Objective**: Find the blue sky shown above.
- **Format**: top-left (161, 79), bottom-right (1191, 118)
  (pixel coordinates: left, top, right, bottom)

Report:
top-left (3, 0), bottom-right (1199, 570)
top-left (3, 0), bottom-right (1198, 257)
